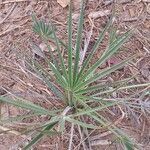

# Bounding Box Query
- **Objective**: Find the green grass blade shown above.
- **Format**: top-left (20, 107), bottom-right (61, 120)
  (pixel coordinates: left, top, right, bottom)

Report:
top-left (0, 109), bottom-right (62, 124)
top-left (65, 117), bottom-right (97, 129)
top-left (75, 77), bottom-right (134, 94)
top-left (0, 96), bottom-right (54, 115)
top-left (74, 55), bottom-right (135, 90)
top-left (75, 16), bottom-right (113, 85)
top-left (70, 101), bottom-right (119, 117)
top-left (30, 39), bottom-right (59, 71)
top-left (109, 28), bottom-right (117, 45)
top-left (0, 114), bottom-right (45, 124)
top-left (32, 15), bottom-right (53, 39)
top-left (76, 30), bottom-right (132, 86)
top-left (50, 23), bottom-right (68, 81)
top-left (32, 14), bottom-right (68, 80)
top-left (33, 60), bottom-right (66, 88)
top-left (49, 62), bottom-right (68, 88)
top-left (23, 121), bottom-right (58, 150)
top-left (89, 113), bottom-right (135, 150)
top-left (27, 61), bottom-right (64, 99)
top-left (44, 39), bottom-right (59, 69)
top-left (81, 101), bottom-right (135, 149)
top-left (122, 136), bottom-right (134, 150)
top-left (67, 0), bottom-right (73, 87)
top-left (92, 83), bottom-right (150, 97)
top-left (73, 0), bottom-right (85, 84)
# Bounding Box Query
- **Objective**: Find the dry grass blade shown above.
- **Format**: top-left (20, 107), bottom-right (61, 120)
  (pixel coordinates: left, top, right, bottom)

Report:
top-left (0, 0), bottom-right (29, 4)
top-left (68, 123), bottom-right (74, 150)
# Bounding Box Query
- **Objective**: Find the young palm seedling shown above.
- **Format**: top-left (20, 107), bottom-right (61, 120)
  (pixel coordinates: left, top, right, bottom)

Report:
top-left (0, 0), bottom-right (150, 149)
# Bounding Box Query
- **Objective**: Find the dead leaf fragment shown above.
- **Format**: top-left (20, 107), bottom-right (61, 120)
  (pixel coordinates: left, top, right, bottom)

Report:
top-left (147, 3), bottom-right (150, 14)
top-left (103, 0), bottom-right (114, 6)
top-left (73, 0), bottom-right (81, 9)
top-left (72, 13), bottom-right (80, 21)
top-left (117, 0), bottom-right (132, 4)
top-left (88, 10), bottom-right (111, 19)
top-left (142, 0), bottom-right (150, 2)
top-left (39, 43), bottom-right (48, 52)
top-left (57, 0), bottom-right (69, 8)
top-left (90, 139), bottom-right (112, 146)
top-left (30, 42), bottom-right (45, 58)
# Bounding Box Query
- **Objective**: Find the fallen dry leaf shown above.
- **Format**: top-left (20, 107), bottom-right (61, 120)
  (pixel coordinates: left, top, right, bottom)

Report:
top-left (103, 0), bottom-right (114, 6)
top-left (118, 0), bottom-right (132, 4)
top-left (57, 0), bottom-right (69, 8)
top-left (73, 0), bottom-right (81, 9)
top-left (90, 139), bottom-right (112, 146)
top-left (88, 10), bottom-right (111, 19)
top-left (39, 42), bottom-right (56, 52)
top-left (72, 13), bottom-right (80, 21)
top-left (137, 56), bottom-right (150, 81)
top-left (142, 0), bottom-right (150, 2)
top-left (39, 43), bottom-right (48, 52)
top-left (147, 3), bottom-right (150, 14)
top-left (30, 41), bottom-right (45, 58)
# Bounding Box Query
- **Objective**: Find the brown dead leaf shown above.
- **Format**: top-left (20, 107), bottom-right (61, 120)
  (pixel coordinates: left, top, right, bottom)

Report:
top-left (118, 0), bottom-right (132, 4)
top-left (88, 10), bottom-right (111, 19)
top-left (39, 43), bottom-right (48, 52)
top-left (57, 0), bottom-right (69, 8)
top-left (137, 56), bottom-right (150, 81)
top-left (73, 0), bottom-right (81, 9)
top-left (147, 3), bottom-right (150, 14)
top-left (142, 0), bottom-right (150, 2)
top-left (90, 139), bottom-right (112, 146)
top-left (39, 42), bottom-right (56, 52)
top-left (72, 13), bottom-right (80, 21)
top-left (103, 0), bottom-right (114, 6)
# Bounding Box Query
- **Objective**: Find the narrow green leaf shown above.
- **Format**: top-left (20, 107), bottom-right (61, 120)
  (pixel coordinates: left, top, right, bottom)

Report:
top-left (65, 117), bottom-right (97, 129)
top-left (0, 113), bottom-right (44, 124)
top-left (122, 137), bottom-right (134, 150)
top-left (49, 62), bottom-right (68, 88)
top-left (75, 15), bottom-right (113, 85)
top-left (23, 121), bottom-right (58, 150)
top-left (75, 77), bottom-right (134, 94)
top-left (21, 116), bottom-right (60, 135)
top-left (73, 0), bottom-right (85, 84)
top-left (68, 0), bottom-right (73, 87)
top-left (44, 39), bottom-right (59, 70)
top-left (76, 30), bottom-right (132, 87)
top-left (92, 83), bottom-right (150, 97)
top-left (70, 101), bottom-right (119, 117)
top-left (32, 15), bottom-right (67, 81)
top-left (32, 16), bottom-right (53, 39)
top-left (109, 28), bottom-right (117, 45)
top-left (0, 109), bottom-right (62, 124)
top-left (0, 96), bottom-right (54, 116)
top-left (27, 61), bottom-right (64, 99)
top-left (80, 101), bottom-right (135, 150)
top-left (74, 55), bottom-right (135, 90)
top-left (50, 22), bottom-right (68, 81)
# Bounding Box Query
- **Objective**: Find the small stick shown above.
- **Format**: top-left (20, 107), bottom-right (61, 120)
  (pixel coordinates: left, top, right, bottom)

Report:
top-left (0, 2), bottom-right (17, 24)
top-left (68, 123), bottom-right (74, 150)
top-left (0, 125), bottom-right (26, 138)
top-left (0, 0), bottom-right (29, 4)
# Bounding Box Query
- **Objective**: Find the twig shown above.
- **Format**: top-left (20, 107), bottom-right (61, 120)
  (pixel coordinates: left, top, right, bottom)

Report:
top-left (89, 131), bottom-right (112, 141)
top-left (0, 125), bottom-right (26, 138)
top-left (79, 25), bottom-right (93, 68)
top-left (0, 2), bottom-right (17, 24)
top-left (68, 123), bottom-right (74, 150)
top-left (0, 0), bottom-right (29, 4)
top-left (0, 25), bottom-right (21, 37)
top-left (77, 125), bottom-right (88, 150)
